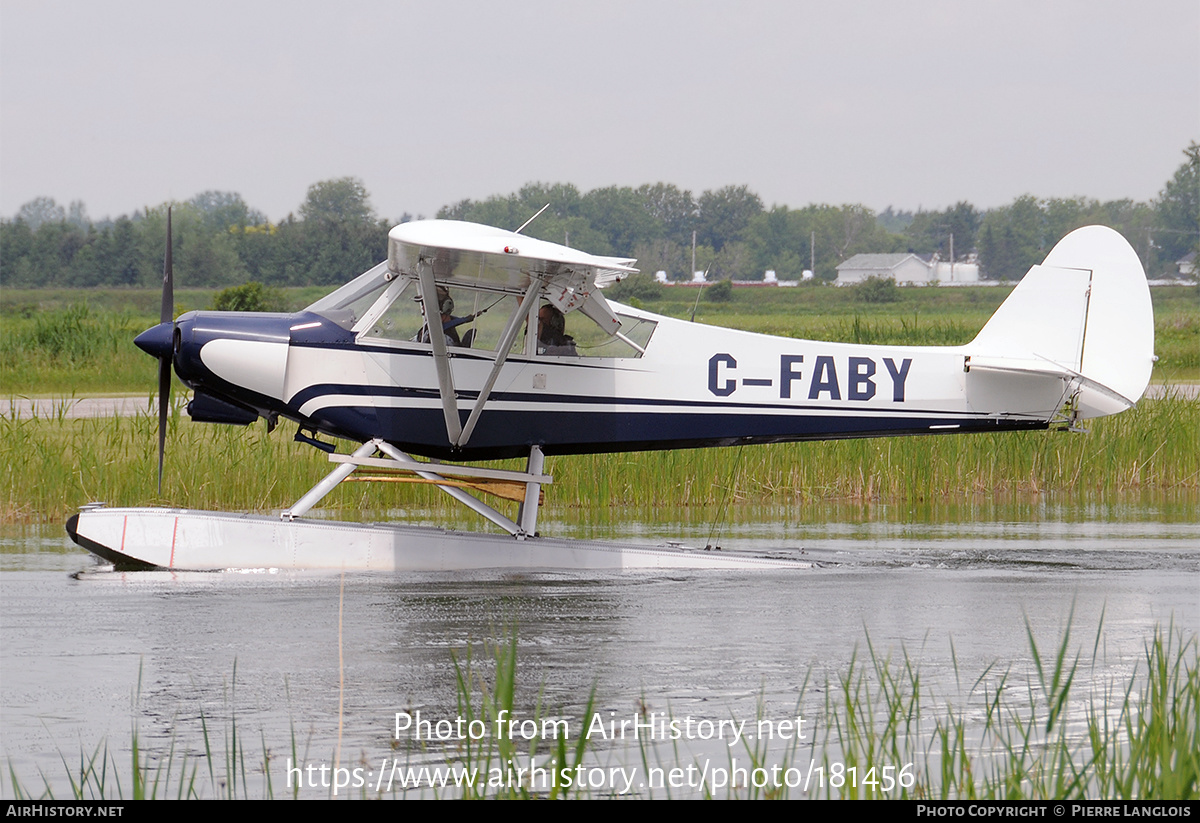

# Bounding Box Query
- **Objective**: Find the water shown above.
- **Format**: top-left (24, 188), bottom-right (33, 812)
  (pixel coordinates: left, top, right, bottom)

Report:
top-left (2, 504), bottom-right (1197, 798)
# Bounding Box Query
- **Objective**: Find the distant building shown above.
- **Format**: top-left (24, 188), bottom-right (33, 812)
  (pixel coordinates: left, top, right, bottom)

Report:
top-left (1178, 251), bottom-right (1196, 278)
top-left (836, 252), bottom-right (980, 285)
top-left (836, 253), bottom-right (931, 285)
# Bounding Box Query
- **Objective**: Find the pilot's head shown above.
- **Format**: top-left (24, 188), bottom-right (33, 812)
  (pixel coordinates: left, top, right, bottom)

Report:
top-left (436, 286), bottom-right (454, 319)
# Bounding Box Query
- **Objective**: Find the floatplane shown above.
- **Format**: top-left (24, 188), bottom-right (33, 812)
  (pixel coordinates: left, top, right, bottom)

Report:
top-left (66, 215), bottom-right (1154, 572)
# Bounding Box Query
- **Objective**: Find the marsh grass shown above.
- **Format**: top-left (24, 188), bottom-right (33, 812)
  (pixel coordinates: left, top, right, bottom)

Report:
top-left (0, 304), bottom-right (154, 395)
top-left (629, 621), bottom-right (1198, 800)
top-left (828, 620), bottom-right (1198, 800)
top-left (3, 391), bottom-right (1196, 524)
top-left (5, 665), bottom-right (276, 801)
top-left (436, 634), bottom-right (597, 799)
top-left (6, 623), bottom-right (1196, 800)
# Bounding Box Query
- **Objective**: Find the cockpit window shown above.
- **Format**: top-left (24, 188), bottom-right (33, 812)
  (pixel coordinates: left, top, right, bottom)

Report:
top-left (332, 267), bottom-right (656, 359)
top-left (456, 291), bottom-right (525, 354)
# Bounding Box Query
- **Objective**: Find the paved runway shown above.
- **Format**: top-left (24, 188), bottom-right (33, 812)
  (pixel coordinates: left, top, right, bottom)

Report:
top-left (5, 395), bottom-right (159, 420)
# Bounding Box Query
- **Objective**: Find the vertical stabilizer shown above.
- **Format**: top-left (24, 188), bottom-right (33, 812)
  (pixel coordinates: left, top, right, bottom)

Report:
top-left (968, 226), bottom-right (1154, 419)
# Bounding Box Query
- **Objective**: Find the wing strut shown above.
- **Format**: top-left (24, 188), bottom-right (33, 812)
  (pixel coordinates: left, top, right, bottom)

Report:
top-left (416, 259), bottom-right (462, 444)
top-left (455, 277), bottom-right (542, 448)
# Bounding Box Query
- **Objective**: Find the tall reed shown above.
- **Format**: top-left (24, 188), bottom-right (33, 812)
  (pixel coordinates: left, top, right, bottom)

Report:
top-left (3, 393), bottom-right (1196, 524)
top-left (808, 621), bottom-right (1198, 799)
top-left (7, 623), bottom-right (1196, 800)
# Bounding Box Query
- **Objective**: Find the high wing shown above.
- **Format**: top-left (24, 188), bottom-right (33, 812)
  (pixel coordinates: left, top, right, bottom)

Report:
top-left (384, 220), bottom-right (639, 446)
top-left (388, 219), bottom-right (637, 293)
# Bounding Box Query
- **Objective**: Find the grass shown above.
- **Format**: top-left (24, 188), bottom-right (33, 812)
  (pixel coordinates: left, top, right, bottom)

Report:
top-left (5, 663), bottom-right (278, 801)
top-left (0, 304), bottom-right (151, 395)
top-left (8, 622), bottom-right (1196, 799)
top-left (812, 619), bottom-right (1199, 800)
top-left (2, 284), bottom-right (1196, 393)
top-left (3, 390), bottom-right (1196, 525)
top-left (556, 392), bottom-right (1200, 509)
top-left (436, 634), bottom-right (597, 799)
top-left (6, 634), bottom-right (594, 800)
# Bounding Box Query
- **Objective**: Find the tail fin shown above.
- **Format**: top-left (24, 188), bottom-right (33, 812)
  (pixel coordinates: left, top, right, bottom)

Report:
top-left (966, 226), bottom-right (1154, 421)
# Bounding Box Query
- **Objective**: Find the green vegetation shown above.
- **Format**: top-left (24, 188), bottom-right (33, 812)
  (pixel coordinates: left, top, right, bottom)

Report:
top-left (1, 181), bottom-right (390, 290)
top-left (855, 275), bottom-right (901, 304)
top-left (560, 393), bottom-right (1200, 511)
top-left (3, 145), bottom-right (1197, 290)
top-left (607, 273), bottom-right (665, 302)
top-left (0, 288), bottom-right (318, 395)
top-left (5, 664), bottom-right (291, 800)
top-left (704, 278), bottom-right (734, 302)
top-left (442, 635), bottom-right (597, 800)
top-left (3, 389), bottom-right (1196, 525)
top-left (0, 304), bottom-right (151, 395)
top-left (8, 623), bottom-right (1197, 799)
top-left (798, 621), bottom-right (1199, 800)
top-left (2, 284), bottom-right (1195, 396)
top-left (211, 281), bottom-right (285, 313)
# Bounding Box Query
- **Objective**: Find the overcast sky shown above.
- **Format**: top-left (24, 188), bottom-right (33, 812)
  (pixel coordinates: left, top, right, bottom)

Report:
top-left (2, 1), bottom-right (1197, 223)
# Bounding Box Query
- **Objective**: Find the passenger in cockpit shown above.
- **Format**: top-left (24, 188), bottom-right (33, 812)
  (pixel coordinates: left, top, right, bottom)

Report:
top-left (537, 304), bottom-right (577, 356)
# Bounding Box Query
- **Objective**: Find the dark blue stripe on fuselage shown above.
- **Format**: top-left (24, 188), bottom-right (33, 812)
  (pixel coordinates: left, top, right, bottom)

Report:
top-left (312, 403), bottom-right (1047, 461)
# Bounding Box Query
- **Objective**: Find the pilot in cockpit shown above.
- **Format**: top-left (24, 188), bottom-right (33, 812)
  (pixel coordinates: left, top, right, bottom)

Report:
top-left (414, 286), bottom-right (463, 347)
top-left (537, 304), bottom-right (577, 356)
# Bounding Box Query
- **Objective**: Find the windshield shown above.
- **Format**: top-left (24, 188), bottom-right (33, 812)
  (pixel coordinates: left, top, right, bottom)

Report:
top-left (305, 262), bottom-right (390, 329)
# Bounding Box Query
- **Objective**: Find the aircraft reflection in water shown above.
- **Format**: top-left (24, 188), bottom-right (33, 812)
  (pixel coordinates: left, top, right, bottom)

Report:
top-left (68, 219), bottom-right (1154, 572)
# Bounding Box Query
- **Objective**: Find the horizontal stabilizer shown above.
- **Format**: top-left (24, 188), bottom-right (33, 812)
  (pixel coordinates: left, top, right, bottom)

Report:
top-left (965, 355), bottom-right (1137, 419)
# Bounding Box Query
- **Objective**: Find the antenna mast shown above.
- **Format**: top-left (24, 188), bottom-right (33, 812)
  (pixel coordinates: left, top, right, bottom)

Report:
top-left (514, 203), bottom-right (550, 235)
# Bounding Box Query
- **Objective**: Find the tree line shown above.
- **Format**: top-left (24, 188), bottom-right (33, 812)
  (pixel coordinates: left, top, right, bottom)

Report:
top-left (3, 144), bottom-right (1195, 290)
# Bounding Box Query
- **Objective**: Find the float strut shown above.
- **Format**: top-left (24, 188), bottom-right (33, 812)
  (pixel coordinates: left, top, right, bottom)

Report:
top-left (283, 440), bottom-right (377, 520)
top-left (516, 444), bottom-right (545, 539)
top-left (373, 440), bottom-right (524, 536)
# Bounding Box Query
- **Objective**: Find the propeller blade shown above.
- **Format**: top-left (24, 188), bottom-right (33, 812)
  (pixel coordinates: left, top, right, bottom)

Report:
top-left (160, 207), bottom-right (173, 325)
top-left (156, 206), bottom-right (173, 493)
top-left (157, 355), bottom-right (170, 493)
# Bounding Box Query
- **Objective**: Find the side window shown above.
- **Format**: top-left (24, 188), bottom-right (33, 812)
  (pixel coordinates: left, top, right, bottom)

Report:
top-left (535, 310), bottom-right (657, 359)
top-left (453, 292), bottom-right (524, 354)
top-left (353, 282), bottom-right (657, 359)
top-left (360, 283), bottom-right (523, 355)
top-left (616, 315), bottom-right (657, 353)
